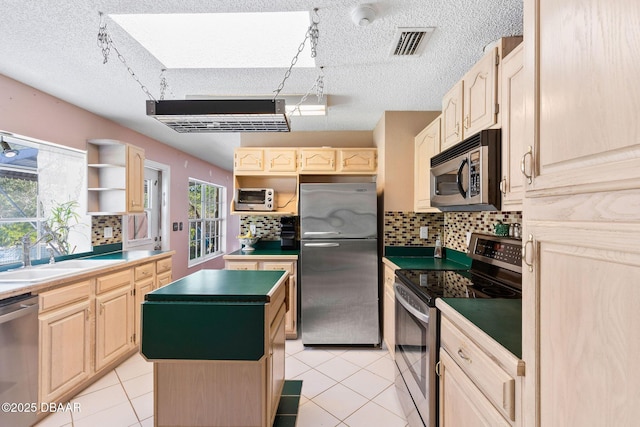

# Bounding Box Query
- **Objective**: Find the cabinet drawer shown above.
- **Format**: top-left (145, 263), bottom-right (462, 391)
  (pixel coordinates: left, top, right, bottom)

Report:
top-left (268, 280), bottom-right (286, 329)
top-left (39, 280), bottom-right (91, 312)
top-left (96, 269), bottom-right (132, 294)
top-left (226, 261), bottom-right (259, 270)
top-left (384, 266), bottom-right (395, 290)
top-left (261, 261), bottom-right (295, 275)
top-left (156, 257), bottom-right (172, 274)
top-left (134, 263), bottom-right (154, 281)
top-left (440, 317), bottom-right (516, 421)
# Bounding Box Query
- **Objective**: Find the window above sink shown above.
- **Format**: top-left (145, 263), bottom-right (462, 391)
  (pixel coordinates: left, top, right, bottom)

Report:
top-left (0, 131), bottom-right (92, 268)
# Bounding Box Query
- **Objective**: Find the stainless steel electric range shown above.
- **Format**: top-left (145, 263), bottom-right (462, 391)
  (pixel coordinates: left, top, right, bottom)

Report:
top-left (393, 233), bottom-right (522, 427)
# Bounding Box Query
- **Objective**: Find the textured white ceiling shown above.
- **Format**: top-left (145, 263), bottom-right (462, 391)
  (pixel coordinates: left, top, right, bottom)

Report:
top-left (0, 0), bottom-right (523, 171)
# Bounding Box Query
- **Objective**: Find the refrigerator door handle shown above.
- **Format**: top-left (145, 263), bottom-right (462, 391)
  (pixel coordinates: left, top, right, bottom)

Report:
top-left (303, 231), bottom-right (341, 236)
top-left (303, 243), bottom-right (340, 248)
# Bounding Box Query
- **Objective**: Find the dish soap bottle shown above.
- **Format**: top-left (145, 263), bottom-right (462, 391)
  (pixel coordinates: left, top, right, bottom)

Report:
top-left (434, 234), bottom-right (443, 259)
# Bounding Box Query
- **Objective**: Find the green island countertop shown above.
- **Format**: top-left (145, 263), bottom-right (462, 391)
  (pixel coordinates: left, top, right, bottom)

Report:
top-left (141, 269), bottom-right (287, 361)
top-left (438, 298), bottom-right (522, 359)
top-left (146, 269), bottom-right (287, 302)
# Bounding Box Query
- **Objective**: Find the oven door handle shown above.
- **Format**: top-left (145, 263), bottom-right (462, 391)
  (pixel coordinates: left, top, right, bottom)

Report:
top-left (395, 288), bottom-right (430, 324)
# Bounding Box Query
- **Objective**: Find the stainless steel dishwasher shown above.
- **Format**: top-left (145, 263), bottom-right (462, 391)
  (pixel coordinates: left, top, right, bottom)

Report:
top-left (0, 293), bottom-right (39, 427)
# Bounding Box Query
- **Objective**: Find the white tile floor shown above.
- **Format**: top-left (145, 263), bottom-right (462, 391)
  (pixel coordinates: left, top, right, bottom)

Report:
top-left (35, 339), bottom-right (408, 427)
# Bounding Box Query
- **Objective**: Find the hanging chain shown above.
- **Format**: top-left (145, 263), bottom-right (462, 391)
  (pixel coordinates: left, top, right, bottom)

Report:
top-left (273, 8), bottom-right (320, 101)
top-left (159, 69), bottom-right (168, 100)
top-left (289, 67), bottom-right (325, 116)
top-left (97, 12), bottom-right (157, 102)
top-left (315, 66), bottom-right (325, 101)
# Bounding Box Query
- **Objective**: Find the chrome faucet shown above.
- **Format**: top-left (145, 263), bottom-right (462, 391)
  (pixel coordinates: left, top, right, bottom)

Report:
top-left (20, 232), bottom-right (54, 268)
top-left (20, 235), bottom-right (32, 268)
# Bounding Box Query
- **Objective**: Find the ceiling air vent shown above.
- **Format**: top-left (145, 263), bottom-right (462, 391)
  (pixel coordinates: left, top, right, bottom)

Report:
top-left (391, 27), bottom-right (435, 56)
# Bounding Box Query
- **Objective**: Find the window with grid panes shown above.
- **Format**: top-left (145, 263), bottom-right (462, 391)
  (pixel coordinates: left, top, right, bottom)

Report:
top-left (188, 178), bottom-right (225, 265)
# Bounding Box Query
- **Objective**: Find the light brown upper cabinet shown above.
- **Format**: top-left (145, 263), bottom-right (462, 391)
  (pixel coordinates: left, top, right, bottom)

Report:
top-left (232, 147), bottom-right (376, 215)
top-left (442, 82), bottom-right (464, 150)
top-left (87, 139), bottom-right (145, 214)
top-left (298, 148), bottom-right (337, 173)
top-left (414, 116), bottom-right (441, 212)
top-left (522, 1), bottom-right (639, 197)
top-left (265, 148), bottom-right (298, 173)
top-left (337, 148), bottom-right (377, 173)
top-left (441, 37), bottom-right (523, 152)
top-left (235, 148), bottom-right (298, 174)
top-left (234, 148), bottom-right (265, 172)
top-left (126, 144), bottom-right (145, 213)
top-left (499, 44), bottom-right (525, 211)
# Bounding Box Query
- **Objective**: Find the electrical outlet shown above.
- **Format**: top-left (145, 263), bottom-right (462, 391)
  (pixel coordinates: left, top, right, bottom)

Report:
top-left (250, 224), bottom-right (257, 235)
top-left (104, 227), bottom-right (113, 238)
top-left (420, 226), bottom-right (429, 239)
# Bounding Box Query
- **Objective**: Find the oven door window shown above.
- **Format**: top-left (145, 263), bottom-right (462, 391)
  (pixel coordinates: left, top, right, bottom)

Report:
top-left (395, 298), bottom-right (428, 396)
top-left (238, 190), bottom-right (265, 204)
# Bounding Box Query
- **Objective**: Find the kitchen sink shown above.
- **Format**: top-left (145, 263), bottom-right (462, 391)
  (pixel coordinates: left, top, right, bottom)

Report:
top-left (0, 258), bottom-right (126, 283)
top-left (0, 268), bottom-right (81, 283)
top-left (39, 258), bottom-right (126, 269)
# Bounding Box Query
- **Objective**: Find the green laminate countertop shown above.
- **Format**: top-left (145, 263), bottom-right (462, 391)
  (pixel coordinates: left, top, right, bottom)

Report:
top-left (438, 298), bottom-right (522, 359)
top-left (87, 249), bottom-right (172, 262)
top-left (384, 247), bottom-right (471, 270)
top-left (146, 269), bottom-right (287, 302)
top-left (225, 240), bottom-right (299, 257)
top-left (385, 256), bottom-right (469, 270)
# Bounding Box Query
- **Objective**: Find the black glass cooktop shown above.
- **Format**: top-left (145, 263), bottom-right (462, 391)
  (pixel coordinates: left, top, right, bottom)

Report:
top-left (395, 268), bottom-right (522, 306)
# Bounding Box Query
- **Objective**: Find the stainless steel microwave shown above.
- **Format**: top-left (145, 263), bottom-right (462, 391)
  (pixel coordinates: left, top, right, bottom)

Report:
top-left (235, 188), bottom-right (275, 211)
top-left (430, 129), bottom-right (500, 211)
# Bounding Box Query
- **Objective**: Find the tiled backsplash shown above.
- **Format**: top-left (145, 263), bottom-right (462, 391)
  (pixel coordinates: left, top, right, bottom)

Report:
top-left (239, 216), bottom-right (285, 241)
top-left (241, 210), bottom-right (523, 252)
top-left (384, 211), bottom-right (444, 246)
top-left (384, 210), bottom-right (523, 252)
top-left (444, 211), bottom-right (523, 252)
top-left (91, 215), bottom-right (122, 246)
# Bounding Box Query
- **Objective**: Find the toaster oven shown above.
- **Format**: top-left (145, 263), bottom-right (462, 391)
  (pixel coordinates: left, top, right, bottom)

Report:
top-left (235, 188), bottom-right (275, 211)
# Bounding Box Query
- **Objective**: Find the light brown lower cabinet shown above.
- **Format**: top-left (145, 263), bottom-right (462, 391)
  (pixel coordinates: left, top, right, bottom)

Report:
top-left (156, 257), bottom-right (172, 287)
top-left (225, 257), bottom-right (298, 339)
top-left (39, 283), bottom-right (92, 405)
top-left (95, 283), bottom-right (134, 371)
top-left (37, 255), bottom-right (172, 408)
top-left (439, 349), bottom-right (511, 426)
top-left (437, 307), bottom-right (523, 427)
top-left (134, 262), bottom-right (157, 344)
top-left (382, 263), bottom-right (396, 359)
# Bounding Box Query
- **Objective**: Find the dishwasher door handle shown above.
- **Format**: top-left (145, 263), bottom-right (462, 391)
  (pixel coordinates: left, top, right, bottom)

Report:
top-left (0, 302), bottom-right (38, 325)
top-left (303, 243), bottom-right (340, 248)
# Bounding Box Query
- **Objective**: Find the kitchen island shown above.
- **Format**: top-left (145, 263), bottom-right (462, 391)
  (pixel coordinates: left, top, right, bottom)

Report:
top-left (141, 269), bottom-right (288, 427)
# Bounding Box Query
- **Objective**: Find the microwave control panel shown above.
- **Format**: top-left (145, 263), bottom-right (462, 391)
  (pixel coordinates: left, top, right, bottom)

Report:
top-left (469, 150), bottom-right (481, 197)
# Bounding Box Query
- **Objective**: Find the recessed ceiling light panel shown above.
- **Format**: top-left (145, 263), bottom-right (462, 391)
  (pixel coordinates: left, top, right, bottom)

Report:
top-left (111, 12), bottom-right (316, 69)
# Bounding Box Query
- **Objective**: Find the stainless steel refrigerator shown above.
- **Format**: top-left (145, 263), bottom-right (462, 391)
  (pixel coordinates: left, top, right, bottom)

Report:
top-left (300, 182), bottom-right (379, 345)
